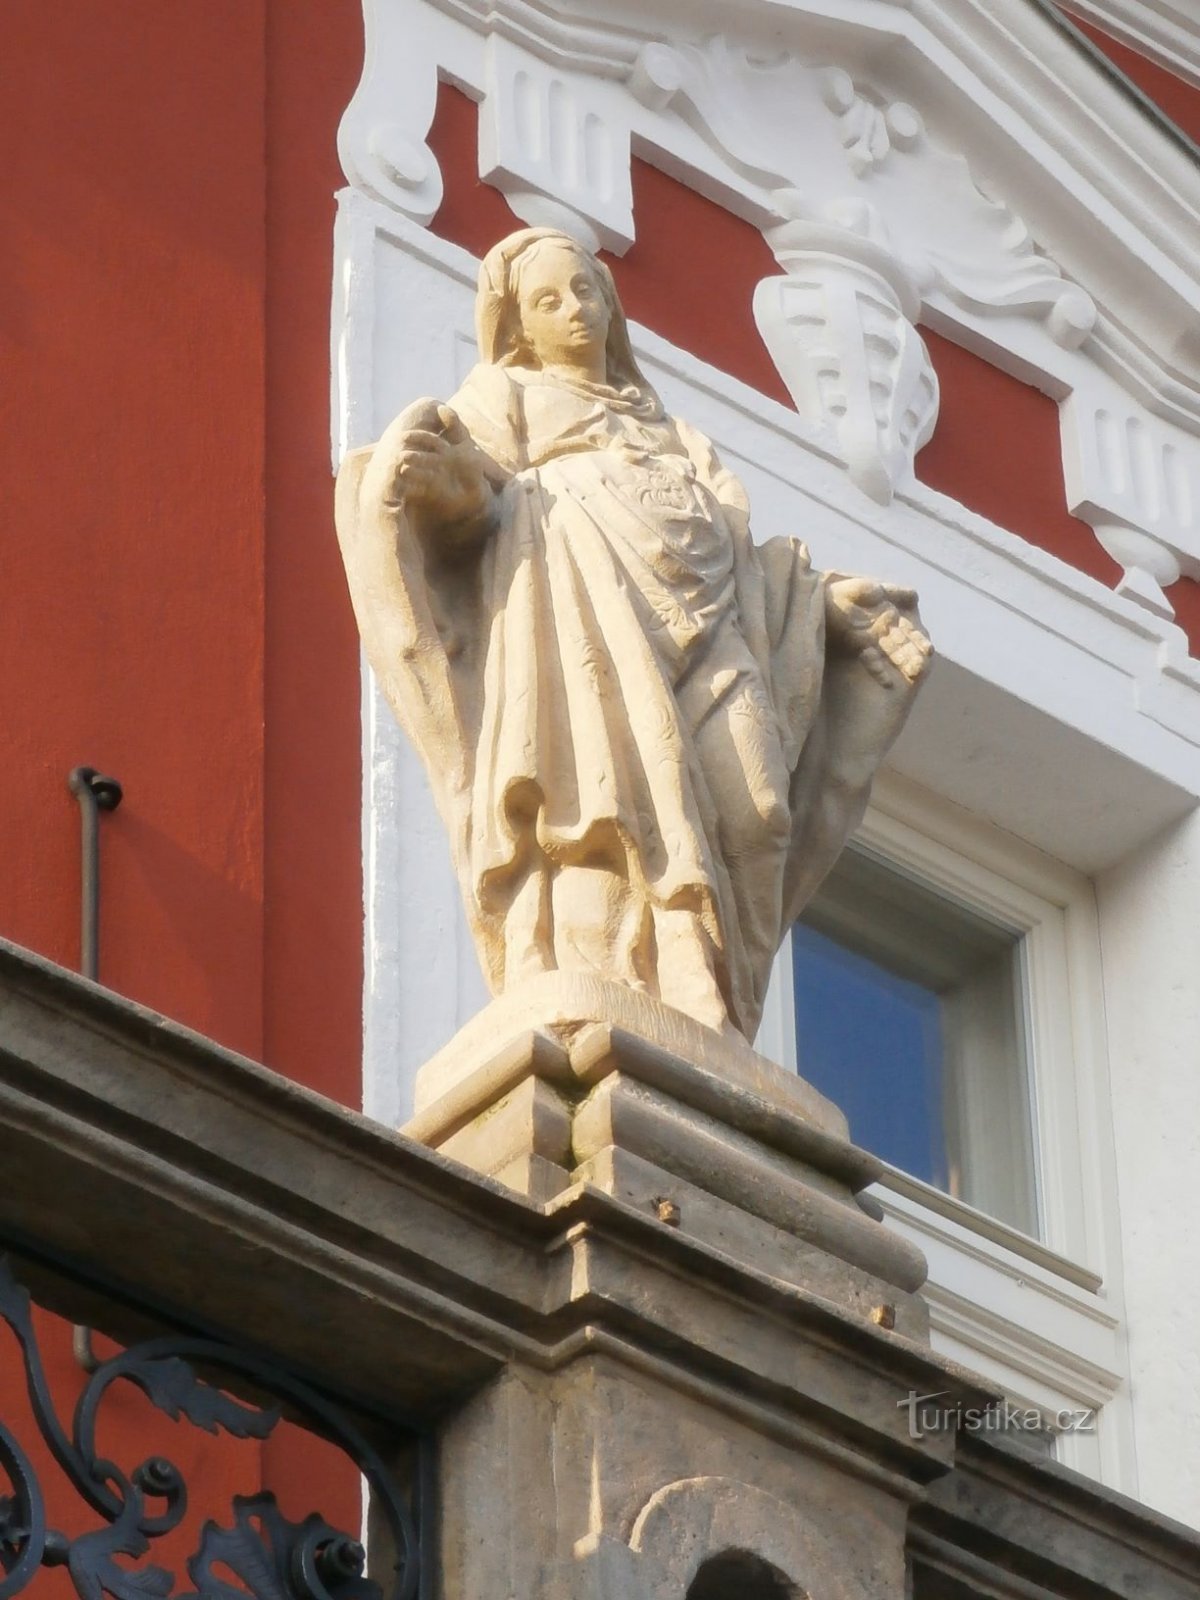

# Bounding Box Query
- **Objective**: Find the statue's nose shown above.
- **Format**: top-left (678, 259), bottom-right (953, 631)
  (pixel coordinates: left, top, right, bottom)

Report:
top-left (563, 289), bottom-right (596, 322)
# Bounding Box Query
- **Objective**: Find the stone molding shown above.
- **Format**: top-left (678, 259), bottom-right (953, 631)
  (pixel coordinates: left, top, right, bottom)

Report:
top-left (404, 999), bottom-right (931, 1336)
top-left (3, 940), bottom-right (1200, 1597)
top-left (1061, 0), bottom-right (1200, 92)
top-left (0, 938), bottom-right (961, 1457)
top-left (630, 1477), bottom-right (867, 1599)
top-left (340, 0), bottom-right (1200, 611)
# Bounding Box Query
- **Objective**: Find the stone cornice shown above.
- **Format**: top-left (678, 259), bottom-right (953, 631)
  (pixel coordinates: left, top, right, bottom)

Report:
top-left (5, 938), bottom-right (1200, 1591)
top-left (914, 1430), bottom-right (1200, 1597)
top-left (0, 938), bottom-right (980, 1476)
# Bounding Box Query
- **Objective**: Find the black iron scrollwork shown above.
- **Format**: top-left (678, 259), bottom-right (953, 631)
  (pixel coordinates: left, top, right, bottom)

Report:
top-left (0, 1260), bottom-right (418, 1600)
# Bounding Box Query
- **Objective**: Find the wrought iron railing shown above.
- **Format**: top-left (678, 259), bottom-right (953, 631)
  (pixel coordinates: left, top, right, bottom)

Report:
top-left (0, 1257), bottom-right (424, 1600)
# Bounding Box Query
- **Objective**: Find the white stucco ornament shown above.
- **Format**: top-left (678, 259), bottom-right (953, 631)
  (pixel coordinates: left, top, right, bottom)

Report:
top-left (338, 0), bottom-right (1200, 612)
top-left (335, 228), bottom-right (932, 1043)
top-left (754, 191), bottom-right (940, 505)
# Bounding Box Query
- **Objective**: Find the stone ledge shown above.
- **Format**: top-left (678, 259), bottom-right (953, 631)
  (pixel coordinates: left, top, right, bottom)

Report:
top-left (4, 939), bottom-right (1198, 1593)
top-left (913, 1432), bottom-right (1200, 1599)
top-left (406, 1010), bottom-right (926, 1317)
top-left (412, 971), bottom-right (848, 1136)
top-left (0, 939), bottom-right (955, 1454)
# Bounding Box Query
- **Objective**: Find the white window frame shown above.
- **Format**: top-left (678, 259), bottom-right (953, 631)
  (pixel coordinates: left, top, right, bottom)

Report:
top-left (762, 768), bottom-right (1136, 1486)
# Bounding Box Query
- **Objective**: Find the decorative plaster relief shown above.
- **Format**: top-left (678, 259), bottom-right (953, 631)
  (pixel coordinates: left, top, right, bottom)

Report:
top-left (1062, 390), bottom-right (1200, 616)
top-left (623, 45), bottom-right (1096, 349)
top-left (821, 66), bottom-right (925, 175)
top-left (338, 0), bottom-right (446, 223)
top-left (480, 34), bottom-right (635, 251)
top-left (342, 0), bottom-right (1200, 615)
top-left (802, 71), bottom-right (1099, 353)
top-left (754, 199), bottom-right (939, 505)
top-left (620, 44), bottom-right (1092, 500)
top-left (627, 35), bottom-right (795, 196)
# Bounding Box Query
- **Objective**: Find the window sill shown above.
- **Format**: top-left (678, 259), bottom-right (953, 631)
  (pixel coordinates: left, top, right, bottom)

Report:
top-left (875, 1165), bottom-right (1103, 1294)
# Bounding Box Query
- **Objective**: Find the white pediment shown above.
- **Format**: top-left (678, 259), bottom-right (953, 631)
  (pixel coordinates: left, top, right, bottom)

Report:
top-left (340, 0), bottom-right (1200, 612)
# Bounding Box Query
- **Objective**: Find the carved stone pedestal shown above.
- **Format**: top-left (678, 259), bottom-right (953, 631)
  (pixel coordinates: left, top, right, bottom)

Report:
top-left (406, 974), bottom-right (929, 1339)
top-left (406, 979), bottom-right (957, 1600)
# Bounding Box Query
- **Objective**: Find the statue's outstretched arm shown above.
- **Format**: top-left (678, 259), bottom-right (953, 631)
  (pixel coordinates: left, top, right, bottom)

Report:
top-left (364, 398), bottom-right (500, 555)
top-left (334, 405), bottom-right (488, 810)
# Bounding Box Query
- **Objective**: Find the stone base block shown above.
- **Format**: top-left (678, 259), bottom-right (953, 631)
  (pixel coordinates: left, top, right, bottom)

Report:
top-left (404, 985), bottom-right (928, 1323)
top-left (578, 1143), bottom-right (928, 1339)
top-left (412, 971), bottom-right (847, 1135)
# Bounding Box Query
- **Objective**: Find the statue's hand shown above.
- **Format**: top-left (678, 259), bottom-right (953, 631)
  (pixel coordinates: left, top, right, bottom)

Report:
top-left (382, 400), bottom-right (495, 538)
top-left (824, 576), bottom-right (933, 688)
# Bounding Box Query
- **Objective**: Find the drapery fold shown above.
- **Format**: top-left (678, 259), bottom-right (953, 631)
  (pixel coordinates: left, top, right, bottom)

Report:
top-left (337, 362), bottom-right (916, 1040)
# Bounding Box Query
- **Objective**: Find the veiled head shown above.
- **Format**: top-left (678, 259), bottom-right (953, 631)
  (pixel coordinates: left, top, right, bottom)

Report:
top-left (476, 228), bottom-right (648, 390)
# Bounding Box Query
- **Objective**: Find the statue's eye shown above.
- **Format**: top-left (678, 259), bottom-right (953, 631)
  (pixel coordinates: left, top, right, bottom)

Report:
top-left (535, 293), bottom-right (560, 311)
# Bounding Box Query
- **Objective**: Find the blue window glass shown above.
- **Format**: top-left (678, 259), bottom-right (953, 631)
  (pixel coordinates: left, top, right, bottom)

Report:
top-left (791, 923), bottom-right (949, 1189)
top-left (789, 844), bottom-right (1038, 1234)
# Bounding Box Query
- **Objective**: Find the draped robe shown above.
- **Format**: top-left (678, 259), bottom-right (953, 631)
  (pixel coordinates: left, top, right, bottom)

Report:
top-left (336, 362), bottom-right (921, 1042)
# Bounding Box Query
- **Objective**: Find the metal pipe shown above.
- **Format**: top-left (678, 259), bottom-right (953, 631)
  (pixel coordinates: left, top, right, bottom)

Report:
top-left (66, 766), bottom-right (123, 981)
top-left (66, 766), bottom-right (122, 1376)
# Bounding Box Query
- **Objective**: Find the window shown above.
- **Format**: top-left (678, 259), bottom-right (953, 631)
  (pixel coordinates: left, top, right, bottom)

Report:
top-left (759, 772), bottom-right (1134, 1489)
top-left (791, 846), bottom-right (1038, 1234)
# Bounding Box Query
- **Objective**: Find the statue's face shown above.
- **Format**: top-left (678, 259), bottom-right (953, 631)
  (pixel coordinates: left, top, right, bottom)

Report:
top-left (515, 242), bottom-right (610, 372)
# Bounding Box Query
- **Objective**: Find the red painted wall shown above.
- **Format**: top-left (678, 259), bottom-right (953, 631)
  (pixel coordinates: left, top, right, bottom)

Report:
top-left (1, 0), bottom-right (363, 1099)
top-left (1, 3), bottom-right (363, 1581)
top-left (1, 0), bottom-right (269, 1059)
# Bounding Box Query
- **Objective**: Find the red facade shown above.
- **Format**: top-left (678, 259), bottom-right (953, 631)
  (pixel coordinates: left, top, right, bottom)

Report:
top-left (3, 3), bottom-right (1199, 1576)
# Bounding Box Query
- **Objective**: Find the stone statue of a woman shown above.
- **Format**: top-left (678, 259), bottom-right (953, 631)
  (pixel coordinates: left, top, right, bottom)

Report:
top-left (336, 227), bottom-right (931, 1045)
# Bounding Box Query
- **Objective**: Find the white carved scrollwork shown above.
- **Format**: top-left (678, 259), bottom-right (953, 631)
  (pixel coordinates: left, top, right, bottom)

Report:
top-left (624, 46), bottom-right (1098, 356)
top-left (627, 36), bottom-right (792, 193)
top-left (1062, 392), bottom-right (1199, 618)
top-left (805, 70), bottom-right (1100, 354)
top-left (480, 34), bottom-right (635, 252)
top-left (337, 0), bottom-right (444, 223)
top-left (338, 1), bottom-right (1200, 603)
top-left (754, 197), bottom-right (939, 505)
top-left (820, 68), bottom-right (924, 174)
